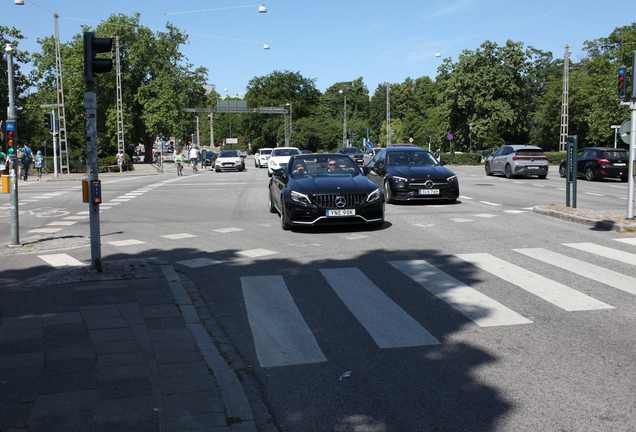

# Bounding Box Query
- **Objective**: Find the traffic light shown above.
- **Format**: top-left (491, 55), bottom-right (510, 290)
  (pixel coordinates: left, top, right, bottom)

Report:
top-left (44, 112), bottom-right (52, 131)
top-left (83, 32), bottom-right (113, 83)
top-left (5, 122), bottom-right (16, 156)
top-left (618, 66), bottom-right (627, 100)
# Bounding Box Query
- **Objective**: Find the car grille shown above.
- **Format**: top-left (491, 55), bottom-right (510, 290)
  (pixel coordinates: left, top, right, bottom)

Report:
top-left (312, 194), bottom-right (366, 209)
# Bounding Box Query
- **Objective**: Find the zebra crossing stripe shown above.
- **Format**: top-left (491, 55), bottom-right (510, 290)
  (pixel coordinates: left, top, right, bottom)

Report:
top-left (241, 275), bottom-right (327, 368)
top-left (455, 253), bottom-right (614, 312)
top-left (389, 260), bottom-right (533, 327)
top-left (563, 243), bottom-right (636, 266)
top-left (514, 248), bottom-right (636, 296)
top-left (38, 254), bottom-right (84, 269)
top-left (320, 268), bottom-right (440, 348)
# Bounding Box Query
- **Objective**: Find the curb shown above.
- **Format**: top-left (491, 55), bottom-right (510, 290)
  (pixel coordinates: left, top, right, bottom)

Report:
top-left (533, 205), bottom-right (636, 232)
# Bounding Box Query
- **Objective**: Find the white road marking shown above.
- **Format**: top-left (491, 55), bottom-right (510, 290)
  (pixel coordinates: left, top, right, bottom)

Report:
top-left (321, 268), bottom-right (440, 347)
top-left (514, 248), bottom-right (636, 296)
top-left (106, 239), bottom-right (145, 246)
top-left (459, 195), bottom-right (473, 200)
top-left (242, 275), bottom-right (327, 367)
top-left (504, 210), bottom-right (526, 214)
top-left (28, 228), bottom-right (63, 234)
top-left (212, 227), bottom-right (244, 233)
top-left (451, 218), bottom-right (473, 223)
top-left (238, 249), bottom-right (278, 258)
top-left (473, 214), bottom-right (497, 218)
top-left (38, 254), bottom-right (84, 268)
top-left (63, 216), bottom-right (89, 220)
top-left (176, 257), bottom-right (221, 268)
top-left (390, 259), bottom-right (533, 327)
top-left (564, 243), bottom-right (636, 266)
top-left (480, 201), bottom-right (502, 206)
top-left (47, 221), bottom-right (76, 226)
top-left (455, 253), bottom-right (613, 312)
top-left (162, 233), bottom-right (196, 240)
top-left (614, 238), bottom-right (636, 246)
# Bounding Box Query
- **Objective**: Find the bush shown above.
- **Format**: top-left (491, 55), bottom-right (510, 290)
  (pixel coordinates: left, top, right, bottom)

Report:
top-left (546, 152), bottom-right (566, 165)
top-left (442, 152), bottom-right (482, 165)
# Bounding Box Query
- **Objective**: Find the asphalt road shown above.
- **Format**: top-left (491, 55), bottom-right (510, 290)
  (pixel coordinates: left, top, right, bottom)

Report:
top-left (2, 164), bottom-right (636, 431)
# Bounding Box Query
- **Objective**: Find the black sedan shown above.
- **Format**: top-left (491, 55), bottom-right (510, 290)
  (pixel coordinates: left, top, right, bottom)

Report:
top-left (337, 146), bottom-right (365, 165)
top-left (559, 147), bottom-right (629, 182)
top-left (268, 154), bottom-right (385, 230)
top-left (365, 147), bottom-right (459, 204)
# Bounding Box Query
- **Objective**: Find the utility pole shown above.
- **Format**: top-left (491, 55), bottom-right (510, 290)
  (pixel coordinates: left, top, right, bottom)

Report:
top-left (54, 13), bottom-right (70, 174)
top-left (559, 45), bottom-right (569, 152)
top-left (618, 52), bottom-right (636, 219)
top-left (385, 82), bottom-right (391, 146)
top-left (115, 36), bottom-right (125, 153)
top-left (5, 43), bottom-right (19, 245)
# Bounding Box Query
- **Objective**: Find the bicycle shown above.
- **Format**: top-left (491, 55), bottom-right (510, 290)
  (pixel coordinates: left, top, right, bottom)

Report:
top-left (191, 158), bottom-right (199, 174)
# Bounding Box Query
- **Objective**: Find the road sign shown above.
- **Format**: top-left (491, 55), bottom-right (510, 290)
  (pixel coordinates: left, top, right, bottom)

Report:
top-left (447, 133), bottom-right (454, 141)
top-left (620, 119), bottom-right (631, 145)
top-left (366, 141), bottom-right (372, 149)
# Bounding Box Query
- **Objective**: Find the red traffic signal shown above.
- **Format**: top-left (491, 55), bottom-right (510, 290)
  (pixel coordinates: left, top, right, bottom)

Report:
top-left (618, 66), bottom-right (627, 100)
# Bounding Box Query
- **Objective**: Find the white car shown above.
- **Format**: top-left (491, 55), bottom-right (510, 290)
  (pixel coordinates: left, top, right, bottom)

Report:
top-left (254, 148), bottom-right (274, 168)
top-left (215, 149), bottom-right (245, 172)
top-left (267, 147), bottom-right (301, 176)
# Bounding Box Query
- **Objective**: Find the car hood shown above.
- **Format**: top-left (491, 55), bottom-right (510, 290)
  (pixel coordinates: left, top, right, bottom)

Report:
top-left (291, 175), bottom-right (377, 194)
top-left (388, 165), bottom-right (455, 179)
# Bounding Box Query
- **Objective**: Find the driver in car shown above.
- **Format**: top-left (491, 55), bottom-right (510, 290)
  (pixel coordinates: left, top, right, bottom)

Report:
top-left (292, 162), bottom-right (307, 174)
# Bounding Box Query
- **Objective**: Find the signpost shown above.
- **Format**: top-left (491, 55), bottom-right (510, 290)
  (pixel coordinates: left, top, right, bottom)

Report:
top-left (565, 135), bottom-right (578, 208)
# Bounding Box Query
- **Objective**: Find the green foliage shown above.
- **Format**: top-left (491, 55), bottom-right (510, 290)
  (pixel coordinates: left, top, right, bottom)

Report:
top-left (545, 152), bottom-right (566, 165)
top-left (442, 152), bottom-right (482, 165)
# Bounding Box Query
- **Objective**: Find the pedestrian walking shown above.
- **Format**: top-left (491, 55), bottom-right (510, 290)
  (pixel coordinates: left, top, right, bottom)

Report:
top-left (174, 147), bottom-right (185, 176)
top-left (117, 149), bottom-right (125, 173)
top-left (20, 144), bottom-right (33, 181)
top-left (34, 150), bottom-right (44, 180)
top-left (434, 148), bottom-right (441, 162)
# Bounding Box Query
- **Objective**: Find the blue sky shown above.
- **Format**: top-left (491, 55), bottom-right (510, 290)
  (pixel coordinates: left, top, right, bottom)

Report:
top-left (5, 0), bottom-right (636, 95)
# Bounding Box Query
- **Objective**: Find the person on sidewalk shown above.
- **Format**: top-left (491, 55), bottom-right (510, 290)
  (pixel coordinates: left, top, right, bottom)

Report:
top-left (34, 150), bottom-right (44, 180)
top-left (20, 144), bottom-right (33, 181)
top-left (117, 149), bottom-right (125, 173)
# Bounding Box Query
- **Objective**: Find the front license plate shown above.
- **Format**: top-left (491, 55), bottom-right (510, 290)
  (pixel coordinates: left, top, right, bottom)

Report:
top-left (418, 189), bottom-right (439, 195)
top-left (527, 166), bottom-right (539, 169)
top-left (327, 209), bottom-right (355, 217)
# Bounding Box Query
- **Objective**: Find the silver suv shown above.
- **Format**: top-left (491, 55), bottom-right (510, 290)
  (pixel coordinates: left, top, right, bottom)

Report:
top-left (485, 145), bottom-right (548, 179)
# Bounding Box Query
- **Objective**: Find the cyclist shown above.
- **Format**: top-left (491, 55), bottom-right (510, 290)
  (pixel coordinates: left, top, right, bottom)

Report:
top-left (189, 145), bottom-right (200, 173)
top-left (174, 147), bottom-right (185, 176)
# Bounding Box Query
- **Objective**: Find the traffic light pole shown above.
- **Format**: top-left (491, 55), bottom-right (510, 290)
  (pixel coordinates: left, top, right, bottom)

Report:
top-left (5, 43), bottom-right (19, 245)
top-left (619, 52), bottom-right (636, 220)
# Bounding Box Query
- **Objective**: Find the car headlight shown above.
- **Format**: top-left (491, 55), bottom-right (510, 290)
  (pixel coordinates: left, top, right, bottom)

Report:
top-left (367, 188), bottom-right (382, 203)
top-left (392, 176), bottom-right (408, 183)
top-left (290, 190), bottom-right (311, 206)
top-left (447, 175), bottom-right (457, 183)
top-left (270, 160), bottom-right (279, 167)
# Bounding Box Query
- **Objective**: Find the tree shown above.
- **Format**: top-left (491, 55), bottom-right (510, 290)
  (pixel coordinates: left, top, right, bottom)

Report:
top-left (1, 26), bottom-right (31, 149)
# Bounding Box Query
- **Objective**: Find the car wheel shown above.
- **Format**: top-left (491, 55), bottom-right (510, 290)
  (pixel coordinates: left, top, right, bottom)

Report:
top-left (215, 167), bottom-right (221, 172)
top-left (255, 160), bottom-right (258, 167)
top-left (383, 180), bottom-right (394, 204)
top-left (585, 167), bottom-right (596, 181)
top-left (504, 164), bottom-right (514, 179)
top-left (280, 201), bottom-right (291, 230)
top-left (268, 192), bottom-right (277, 214)
top-left (268, 171), bottom-right (272, 177)
top-left (485, 162), bottom-right (493, 176)
top-left (559, 164), bottom-right (566, 178)
top-left (621, 177), bottom-right (628, 182)
top-left (538, 174), bottom-right (547, 179)
top-left (239, 166), bottom-right (244, 172)
top-left (446, 198), bottom-right (457, 204)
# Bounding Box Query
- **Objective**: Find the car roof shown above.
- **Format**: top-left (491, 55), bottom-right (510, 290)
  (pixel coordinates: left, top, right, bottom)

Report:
top-left (507, 144), bottom-right (544, 151)
top-left (383, 146), bottom-right (427, 152)
top-left (579, 147), bottom-right (627, 151)
top-left (388, 143), bottom-right (418, 147)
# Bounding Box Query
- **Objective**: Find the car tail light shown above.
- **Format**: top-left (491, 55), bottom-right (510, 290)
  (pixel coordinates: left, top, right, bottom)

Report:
top-left (596, 159), bottom-right (610, 164)
top-left (512, 156), bottom-right (547, 160)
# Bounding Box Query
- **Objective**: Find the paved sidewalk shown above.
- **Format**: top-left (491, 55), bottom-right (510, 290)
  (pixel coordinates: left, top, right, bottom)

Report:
top-left (0, 259), bottom-right (257, 432)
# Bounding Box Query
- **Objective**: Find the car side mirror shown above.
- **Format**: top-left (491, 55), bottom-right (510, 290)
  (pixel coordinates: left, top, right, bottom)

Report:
top-left (439, 160), bottom-right (447, 166)
top-left (362, 166), bottom-right (371, 176)
top-left (272, 168), bottom-right (285, 177)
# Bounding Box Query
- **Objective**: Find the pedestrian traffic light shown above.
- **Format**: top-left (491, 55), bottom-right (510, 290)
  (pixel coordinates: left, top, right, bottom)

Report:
top-left (618, 66), bottom-right (627, 100)
top-left (6, 123), bottom-right (16, 155)
top-left (44, 112), bottom-right (52, 131)
top-left (83, 32), bottom-right (113, 83)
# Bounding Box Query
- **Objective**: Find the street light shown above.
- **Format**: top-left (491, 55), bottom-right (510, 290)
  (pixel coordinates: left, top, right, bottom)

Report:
top-left (468, 123), bottom-right (474, 151)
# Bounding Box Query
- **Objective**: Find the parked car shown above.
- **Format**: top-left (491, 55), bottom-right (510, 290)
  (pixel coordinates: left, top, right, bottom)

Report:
top-left (268, 147), bottom-right (301, 177)
top-left (238, 149), bottom-right (247, 158)
top-left (363, 147), bottom-right (383, 166)
top-left (485, 145), bottom-right (548, 179)
top-left (300, 149), bottom-right (313, 154)
top-left (337, 146), bottom-right (365, 165)
top-left (559, 147), bottom-right (629, 182)
top-left (268, 153), bottom-right (384, 230)
top-left (365, 147), bottom-right (459, 204)
top-left (215, 150), bottom-right (245, 172)
top-left (254, 148), bottom-right (274, 168)
top-left (203, 151), bottom-right (217, 167)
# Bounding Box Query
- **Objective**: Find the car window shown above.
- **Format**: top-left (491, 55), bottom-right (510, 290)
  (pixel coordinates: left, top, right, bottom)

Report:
top-left (516, 149), bottom-right (545, 157)
top-left (261, 149), bottom-right (272, 155)
top-left (493, 148), bottom-right (504, 156)
top-left (219, 150), bottom-right (238, 157)
top-left (289, 156), bottom-right (359, 176)
top-left (343, 147), bottom-right (363, 154)
top-left (501, 147), bottom-right (513, 155)
top-left (602, 150), bottom-right (627, 159)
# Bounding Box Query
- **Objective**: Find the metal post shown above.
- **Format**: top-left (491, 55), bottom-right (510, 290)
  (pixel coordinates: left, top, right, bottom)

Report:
top-left (52, 109), bottom-right (59, 177)
top-left (5, 43), bottom-right (19, 245)
top-left (343, 95), bottom-right (347, 146)
top-left (85, 90), bottom-right (101, 269)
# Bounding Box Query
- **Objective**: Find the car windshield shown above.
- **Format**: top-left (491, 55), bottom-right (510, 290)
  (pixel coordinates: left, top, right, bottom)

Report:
top-left (219, 151), bottom-right (238, 157)
top-left (260, 149), bottom-right (273, 155)
top-left (386, 151), bottom-right (438, 166)
top-left (289, 156), bottom-right (361, 177)
top-left (272, 148), bottom-right (300, 157)
top-left (342, 147), bottom-right (363, 154)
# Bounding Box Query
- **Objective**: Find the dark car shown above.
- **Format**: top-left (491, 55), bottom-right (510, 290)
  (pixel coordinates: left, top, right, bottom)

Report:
top-left (559, 147), bottom-right (629, 182)
top-left (365, 147), bottom-right (459, 204)
top-left (363, 147), bottom-right (383, 166)
top-left (337, 146), bottom-right (365, 165)
top-left (268, 154), bottom-right (385, 230)
top-left (203, 151), bottom-right (217, 167)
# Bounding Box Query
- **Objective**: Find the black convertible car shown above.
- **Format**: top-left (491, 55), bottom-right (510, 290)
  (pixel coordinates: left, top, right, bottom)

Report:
top-left (365, 147), bottom-right (459, 203)
top-left (268, 154), bottom-right (385, 230)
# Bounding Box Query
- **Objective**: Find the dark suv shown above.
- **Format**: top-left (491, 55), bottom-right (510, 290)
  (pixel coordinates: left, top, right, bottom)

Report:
top-left (559, 147), bottom-right (629, 182)
top-left (337, 146), bottom-right (365, 165)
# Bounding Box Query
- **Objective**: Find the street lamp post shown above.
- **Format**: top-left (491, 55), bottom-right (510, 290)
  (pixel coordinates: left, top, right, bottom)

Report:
top-left (339, 90), bottom-right (347, 146)
top-left (468, 123), bottom-right (474, 152)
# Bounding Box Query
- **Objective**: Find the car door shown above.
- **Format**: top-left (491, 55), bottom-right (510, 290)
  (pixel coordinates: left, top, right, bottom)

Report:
top-left (490, 147), bottom-right (505, 171)
top-left (365, 149), bottom-right (387, 188)
top-left (576, 149), bottom-right (589, 176)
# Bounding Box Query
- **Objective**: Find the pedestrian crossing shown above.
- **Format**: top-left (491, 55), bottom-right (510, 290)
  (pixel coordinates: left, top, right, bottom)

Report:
top-left (236, 241), bottom-right (634, 368)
